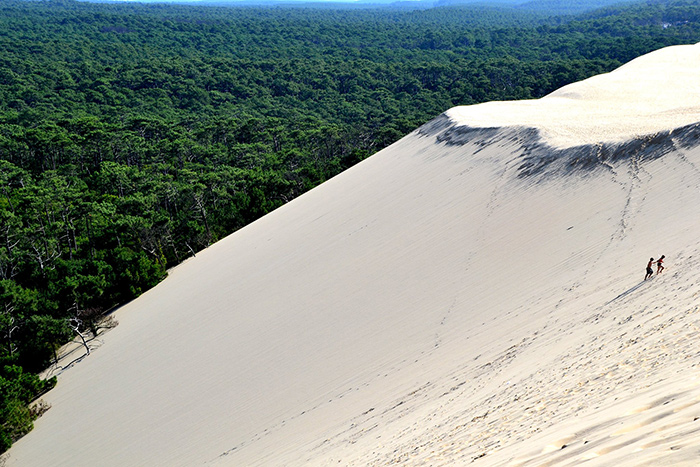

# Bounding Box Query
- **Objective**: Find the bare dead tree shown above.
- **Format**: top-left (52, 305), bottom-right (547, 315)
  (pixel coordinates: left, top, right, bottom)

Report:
top-left (192, 192), bottom-right (212, 246)
top-left (0, 218), bottom-right (22, 280)
top-left (1, 311), bottom-right (19, 357)
top-left (68, 317), bottom-right (90, 356)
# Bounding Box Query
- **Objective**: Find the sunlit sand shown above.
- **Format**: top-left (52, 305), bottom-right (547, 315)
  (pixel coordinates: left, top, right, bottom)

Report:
top-left (447, 43), bottom-right (700, 148)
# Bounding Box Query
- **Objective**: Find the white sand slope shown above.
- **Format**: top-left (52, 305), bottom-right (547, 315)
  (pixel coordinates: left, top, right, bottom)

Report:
top-left (6, 43), bottom-right (700, 467)
top-left (447, 42), bottom-right (700, 148)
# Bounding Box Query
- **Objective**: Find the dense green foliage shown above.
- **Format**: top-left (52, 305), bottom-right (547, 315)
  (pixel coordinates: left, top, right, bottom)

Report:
top-left (1, 0), bottom-right (700, 452)
top-left (0, 364), bottom-right (55, 452)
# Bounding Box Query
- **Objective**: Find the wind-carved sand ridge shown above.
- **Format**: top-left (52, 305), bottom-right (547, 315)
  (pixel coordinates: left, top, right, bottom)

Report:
top-left (5, 43), bottom-right (700, 467)
top-left (443, 43), bottom-right (700, 150)
top-left (419, 116), bottom-right (700, 178)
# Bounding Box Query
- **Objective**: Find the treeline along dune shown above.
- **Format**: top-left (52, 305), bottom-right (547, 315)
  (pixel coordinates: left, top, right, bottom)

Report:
top-left (1, 0), bottom-right (700, 452)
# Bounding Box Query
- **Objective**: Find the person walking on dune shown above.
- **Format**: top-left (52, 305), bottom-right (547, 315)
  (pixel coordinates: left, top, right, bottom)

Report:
top-left (656, 255), bottom-right (665, 274)
top-left (645, 257), bottom-right (654, 280)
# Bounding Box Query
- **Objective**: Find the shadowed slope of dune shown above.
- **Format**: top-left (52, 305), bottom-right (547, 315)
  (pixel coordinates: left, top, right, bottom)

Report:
top-left (5, 43), bottom-right (700, 467)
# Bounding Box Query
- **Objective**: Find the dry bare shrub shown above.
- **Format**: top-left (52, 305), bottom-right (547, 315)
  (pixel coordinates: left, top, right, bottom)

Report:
top-left (77, 307), bottom-right (118, 338)
top-left (29, 400), bottom-right (51, 419)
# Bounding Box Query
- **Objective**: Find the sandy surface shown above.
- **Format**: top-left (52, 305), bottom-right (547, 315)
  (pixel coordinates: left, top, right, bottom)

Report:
top-left (5, 43), bottom-right (700, 466)
top-left (447, 42), bottom-right (700, 148)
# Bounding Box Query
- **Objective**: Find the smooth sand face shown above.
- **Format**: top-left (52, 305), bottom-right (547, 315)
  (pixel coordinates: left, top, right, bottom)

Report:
top-left (447, 42), bottom-right (700, 148)
top-left (6, 44), bottom-right (700, 467)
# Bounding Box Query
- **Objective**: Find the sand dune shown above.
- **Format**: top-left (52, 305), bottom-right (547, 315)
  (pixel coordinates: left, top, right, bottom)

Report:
top-left (5, 43), bottom-right (700, 466)
top-left (447, 42), bottom-right (700, 148)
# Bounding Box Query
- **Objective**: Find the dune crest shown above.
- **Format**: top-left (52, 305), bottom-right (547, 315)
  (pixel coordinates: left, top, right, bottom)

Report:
top-left (6, 44), bottom-right (700, 467)
top-left (446, 42), bottom-right (700, 148)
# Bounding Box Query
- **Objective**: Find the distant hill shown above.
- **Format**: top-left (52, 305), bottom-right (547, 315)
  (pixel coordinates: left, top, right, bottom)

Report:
top-left (88, 0), bottom-right (644, 12)
top-left (515, 0), bottom-right (642, 14)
